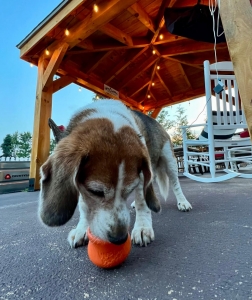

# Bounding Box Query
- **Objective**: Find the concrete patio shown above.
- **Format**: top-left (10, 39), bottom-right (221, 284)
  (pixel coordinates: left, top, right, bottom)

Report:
top-left (1, 176), bottom-right (252, 300)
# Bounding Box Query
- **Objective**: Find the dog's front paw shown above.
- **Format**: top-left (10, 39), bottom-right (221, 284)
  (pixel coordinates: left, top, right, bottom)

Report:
top-left (177, 199), bottom-right (192, 211)
top-left (67, 227), bottom-right (88, 248)
top-left (131, 225), bottom-right (154, 246)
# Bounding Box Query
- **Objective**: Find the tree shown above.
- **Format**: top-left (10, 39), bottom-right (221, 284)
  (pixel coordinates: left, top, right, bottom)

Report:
top-left (17, 132), bottom-right (32, 160)
top-left (92, 93), bottom-right (108, 101)
top-left (50, 139), bottom-right (56, 154)
top-left (1, 134), bottom-right (13, 161)
top-left (11, 131), bottom-right (19, 161)
top-left (155, 109), bottom-right (173, 131)
top-left (169, 105), bottom-right (197, 146)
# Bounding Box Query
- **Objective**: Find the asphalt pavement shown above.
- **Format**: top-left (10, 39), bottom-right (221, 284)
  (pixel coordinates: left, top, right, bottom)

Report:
top-left (1, 177), bottom-right (252, 300)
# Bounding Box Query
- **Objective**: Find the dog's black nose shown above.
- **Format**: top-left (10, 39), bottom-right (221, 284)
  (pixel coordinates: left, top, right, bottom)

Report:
top-left (108, 233), bottom-right (128, 245)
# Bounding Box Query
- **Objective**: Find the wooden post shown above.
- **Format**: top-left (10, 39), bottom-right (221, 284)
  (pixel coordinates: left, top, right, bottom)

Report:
top-left (220, 0), bottom-right (252, 139)
top-left (29, 43), bottom-right (69, 190)
top-left (150, 107), bottom-right (162, 119)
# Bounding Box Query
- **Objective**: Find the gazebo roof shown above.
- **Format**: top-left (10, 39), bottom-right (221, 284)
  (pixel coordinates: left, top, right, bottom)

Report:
top-left (17, 0), bottom-right (229, 112)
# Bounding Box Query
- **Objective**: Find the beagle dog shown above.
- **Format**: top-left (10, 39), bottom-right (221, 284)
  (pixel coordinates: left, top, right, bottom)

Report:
top-left (39, 100), bottom-right (192, 247)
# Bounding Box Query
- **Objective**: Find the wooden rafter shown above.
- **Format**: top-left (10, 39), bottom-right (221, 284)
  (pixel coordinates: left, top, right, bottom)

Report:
top-left (52, 75), bottom-right (74, 93)
top-left (178, 63), bottom-right (192, 89)
top-left (62, 61), bottom-right (143, 110)
top-left (86, 51), bottom-right (113, 74)
top-left (19, 0), bottom-right (85, 58)
top-left (145, 60), bottom-right (159, 98)
top-left (156, 71), bottom-right (172, 97)
top-left (117, 55), bottom-right (158, 90)
top-left (104, 46), bottom-right (149, 84)
top-left (130, 80), bottom-right (150, 97)
top-left (150, 107), bottom-right (163, 118)
top-left (151, 0), bottom-right (176, 43)
top-left (100, 23), bottom-right (133, 46)
top-left (166, 56), bottom-right (203, 69)
top-left (75, 38), bottom-right (149, 52)
top-left (42, 42), bottom-right (69, 91)
top-left (160, 40), bottom-right (227, 56)
top-left (44, 0), bottom-right (139, 54)
top-left (145, 87), bottom-right (205, 110)
top-left (127, 3), bottom-right (155, 33)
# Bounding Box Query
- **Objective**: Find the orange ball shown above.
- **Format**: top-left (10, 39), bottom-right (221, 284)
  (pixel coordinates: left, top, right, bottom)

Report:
top-left (87, 227), bottom-right (131, 268)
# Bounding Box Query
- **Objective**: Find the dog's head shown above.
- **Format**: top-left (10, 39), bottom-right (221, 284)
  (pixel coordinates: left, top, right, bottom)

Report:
top-left (39, 118), bottom-right (156, 243)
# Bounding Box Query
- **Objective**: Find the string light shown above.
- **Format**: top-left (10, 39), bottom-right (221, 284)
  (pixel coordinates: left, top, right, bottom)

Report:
top-left (151, 82), bottom-right (155, 86)
top-left (30, 63), bottom-right (34, 67)
top-left (157, 65), bottom-right (160, 70)
top-left (65, 28), bottom-right (69, 36)
top-left (152, 50), bottom-right (156, 55)
top-left (45, 48), bottom-right (50, 55)
top-left (78, 87), bottom-right (82, 92)
top-left (147, 94), bottom-right (151, 99)
top-left (93, 4), bottom-right (99, 12)
top-left (159, 34), bottom-right (164, 40)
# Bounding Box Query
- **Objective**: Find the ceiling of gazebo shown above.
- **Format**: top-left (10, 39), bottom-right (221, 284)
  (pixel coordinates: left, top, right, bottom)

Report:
top-left (17, 0), bottom-right (230, 111)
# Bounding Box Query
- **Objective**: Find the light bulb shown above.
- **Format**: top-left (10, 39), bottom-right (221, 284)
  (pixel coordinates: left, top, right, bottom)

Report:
top-left (152, 50), bottom-right (156, 55)
top-left (147, 94), bottom-right (151, 98)
top-left (94, 4), bottom-right (98, 12)
top-left (159, 34), bottom-right (164, 40)
top-left (65, 28), bottom-right (69, 36)
top-left (30, 63), bottom-right (34, 67)
top-left (157, 65), bottom-right (160, 70)
top-left (78, 87), bottom-right (82, 92)
top-left (45, 48), bottom-right (50, 55)
top-left (151, 82), bottom-right (155, 86)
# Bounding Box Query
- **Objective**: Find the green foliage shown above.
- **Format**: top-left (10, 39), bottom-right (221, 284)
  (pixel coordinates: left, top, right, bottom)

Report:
top-left (1, 134), bottom-right (13, 160)
top-left (156, 105), bottom-right (196, 147)
top-left (16, 132), bottom-right (32, 159)
top-left (92, 93), bottom-right (108, 101)
top-left (11, 131), bottom-right (19, 160)
top-left (50, 139), bottom-right (57, 154)
top-left (156, 109), bottom-right (173, 131)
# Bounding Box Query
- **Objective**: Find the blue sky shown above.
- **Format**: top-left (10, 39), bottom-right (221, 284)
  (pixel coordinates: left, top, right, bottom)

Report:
top-left (0, 1), bottom-right (206, 149)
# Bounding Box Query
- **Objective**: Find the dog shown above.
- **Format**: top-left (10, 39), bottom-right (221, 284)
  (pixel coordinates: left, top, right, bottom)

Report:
top-left (39, 100), bottom-right (192, 247)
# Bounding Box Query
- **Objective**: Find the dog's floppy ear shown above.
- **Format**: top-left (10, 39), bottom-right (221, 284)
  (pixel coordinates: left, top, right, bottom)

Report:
top-left (141, 156), bottom-right (161, 213)
top-left (39, 151), bottom-right (79, 227)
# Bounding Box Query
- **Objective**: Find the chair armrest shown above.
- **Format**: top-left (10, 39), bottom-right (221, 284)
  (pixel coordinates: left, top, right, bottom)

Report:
top-left (180, 123), bottom-right (206, 129)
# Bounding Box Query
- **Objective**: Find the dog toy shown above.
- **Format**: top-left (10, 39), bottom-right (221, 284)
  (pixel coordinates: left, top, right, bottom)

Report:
top-left (87, 227), bottom-right (131, 268)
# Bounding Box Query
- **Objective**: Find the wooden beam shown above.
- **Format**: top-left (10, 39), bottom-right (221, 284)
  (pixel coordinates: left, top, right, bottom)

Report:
top-left (117, 55), bottom-right (158, 90)
top-left (75, 38), bottom-right (149, 53)
top-left (178, 63), bottom-right (192, 89)
top-left (52, 75), bottom-right (74, 93)
top-left (59, 0), bottom-right (139, 49)
top-left (127, 3), bottom-right (155, 33)
top-left (160, 40), bottom-right (227, 56)
top-left (220, 0), bottom-right (252, 139)
top-left (42, 42), bottom-right (69, 91)
top-left (61, 61), bottom-right (143, 110)
top-left (156, 71), bottom-right (172, 97)
top-left (86, 51), bottom-right (113, 74)
top-left (153, 31), bottom-right (186, 45)
top-left (129, 80), bottom-right (150, 97)
top-left (104, 46), bottom-right (149, 84)
top-left (100, 23), bottom-right (133, 46)
top-left (145, 60), bottom-right (159, 98)
top-left (165, 56), bottom-right (203, 69)
top-left (151, 0), bottom-right (176, 43)
top-left (19, 0), bottom-right (85, 58)
top-left (150, 107), bottom-right (163, 118)
top-left (30, 56), bottom-right (53, 190)
top-left (145, 87), bottom-right (205, 110)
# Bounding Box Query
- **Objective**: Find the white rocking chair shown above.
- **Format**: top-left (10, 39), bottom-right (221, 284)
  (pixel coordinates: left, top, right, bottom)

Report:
top-left (181, 60), bottom-right (252, 182)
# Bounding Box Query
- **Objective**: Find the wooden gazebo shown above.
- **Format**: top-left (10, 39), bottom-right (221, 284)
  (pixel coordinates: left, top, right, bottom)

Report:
top-left (17, 0), bottom-right (252, 190)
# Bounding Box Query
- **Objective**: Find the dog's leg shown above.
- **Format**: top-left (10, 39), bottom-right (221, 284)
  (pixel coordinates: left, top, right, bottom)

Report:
top-left (131, 177), bottom-right (154, 246)
top-left (162, 141), bottom-right (192, 211)
top-left (67, 197), bottom-right (89, 248)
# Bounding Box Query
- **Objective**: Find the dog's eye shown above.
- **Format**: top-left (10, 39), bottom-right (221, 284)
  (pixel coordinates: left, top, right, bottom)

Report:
top-left (88, 189), bottom-right (105, 198)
